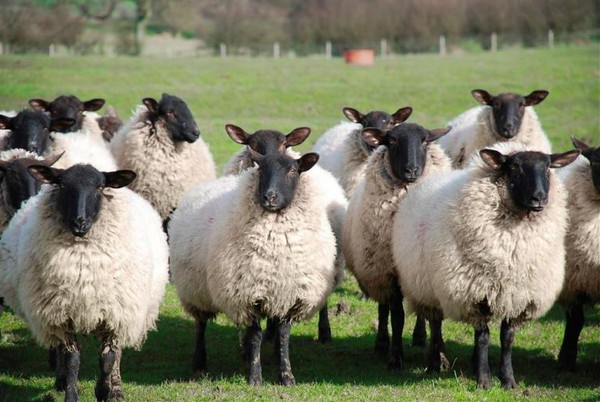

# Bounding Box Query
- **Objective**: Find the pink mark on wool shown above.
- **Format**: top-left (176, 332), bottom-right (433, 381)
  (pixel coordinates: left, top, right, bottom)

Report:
top-left (416, 221), bottom-right (427, 245)
top-left (206, 216), bottom-right (215, 226)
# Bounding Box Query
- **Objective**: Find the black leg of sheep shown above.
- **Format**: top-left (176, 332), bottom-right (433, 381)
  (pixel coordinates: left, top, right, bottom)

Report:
top-left (499, 319), bottom-right (517, 389)
top-left (389, 281), bottom-right (405, 370)
top-left (317, 305), bottom-right (332, 343)
top-left (275, 320), bottom-right (295, 386)
top-left (412, 317), bottom-right (427, 347)
top-left (60, 340), bottom-right (81, 402)
top-left (246, 320), bottom-right (263, 386)
top-left (192, 317), bottom-right (209, 375)
top-left (558, 302), bottom-right (585, 372)
top-left (473, 325), bottom-right (492, 389)
top-left (375, 303), bottom-right (390, 355)
top-left (426, 316), bottom-right (449, 373)
top-left (54, 345), bottom-right (67, 392)
top-left (96, 341), bottom-right (117, 401)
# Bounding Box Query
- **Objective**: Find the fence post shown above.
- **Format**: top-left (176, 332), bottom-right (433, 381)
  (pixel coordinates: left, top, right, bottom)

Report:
top-left (274, 42), bottom-right (280, 58)
top-left (0, 42), bottom-right (3, 56)
top-left (548, 29), bottom-right (554, 48)
top-left (220, 43), bottom-right (227, 57)
top-left (325, 41), bottom-right (332, 59)
top-left (439, 35), bottom-right (446, 56)
top-left (49, 43), bottom-right (56, 56)
top-left (491, 32), bottom-right (497, 52)
top-left (380, 39), bottom-right (387, 58)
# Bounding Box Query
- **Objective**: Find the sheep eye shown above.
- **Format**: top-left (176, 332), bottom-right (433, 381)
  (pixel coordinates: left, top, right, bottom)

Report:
top-left (289, 167), bottom-right (297, 174)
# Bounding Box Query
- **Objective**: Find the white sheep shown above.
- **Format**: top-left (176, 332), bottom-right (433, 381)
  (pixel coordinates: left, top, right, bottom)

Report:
top-left (221, 124), bottom-right (348, 342)
top-left (440, 89), bottom-right (552, 168)
top-left (557, 136), bottom-right (600, 372)
top-left (169, 149), bottom-right (336, 386)
top-left (342, 122), bottom-right (451, 368)
top-left (312, 106), bottom-right (413, 195)
top-left (392, 141), bottom-right (579, 388)
top-left (111, 94), bottom-right (216, 224)
top-left (0, 164), bottom-right (169, 401)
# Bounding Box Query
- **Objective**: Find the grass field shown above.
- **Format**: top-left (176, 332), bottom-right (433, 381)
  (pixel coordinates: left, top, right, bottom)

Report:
top-left (0, 45), bottom-right (599, 401)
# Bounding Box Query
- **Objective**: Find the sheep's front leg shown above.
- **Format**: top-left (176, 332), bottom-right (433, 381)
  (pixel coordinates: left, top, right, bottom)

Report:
top-left (317, 304), bottom-right (332, 343)
top-left (54, 346), bottom-right (66, 391)
top-left (95, 338), bottom-right (124, 401)
top-left (61, 340), bottom-right (81, 402)
top-left (389, 282), bottom-right (404, 370)
top-left (375, 303), bottom-right (390, 355)
top-left (275, 320), bottom-right (295, 386)
top-left (411, 316), bottom-right (427, 347)
top-left (246, 320), bottom-right (263, 386)
top-left (192, 317), bottom-right (209, 375)
top-left (558, 302), bottom-right (584, 372)
top-left (427, 316), bottom-right (449, 372)
top-left (499, 320), bottom-right (517, 389)
top-left (474, 324), bottom-right (492, 389)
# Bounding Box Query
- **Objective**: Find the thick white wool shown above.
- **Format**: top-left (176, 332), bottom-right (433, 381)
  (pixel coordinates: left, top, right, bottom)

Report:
top-left (343, 143), bottom-right (450, 303)
top-left (393, 142), bottom-right (569, 327)
top-left (169, 168), bottom-right (336, 327)
top-left (111, 106), bottom-right (216, 220)
top-left (558, 156), bottom-right (600, 306)
top-left (440, 106), bottom-right (552, 168)
top-left (0, 184), bottom-right (169, 348)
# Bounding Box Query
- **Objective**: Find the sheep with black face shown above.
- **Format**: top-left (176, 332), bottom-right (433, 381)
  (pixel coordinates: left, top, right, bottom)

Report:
top-left (29, 95), bottom-right (105, 135)
top-left (0, 163), bottom-right (169, 402)
top-left (342, 123), bottom-right (451, 369)
top-left (440, 89), bottom-right (552, 168)
top-left (392, 141), bottom-right (579, 388)
top-left (169, 146), bottom-right (336, 386)
top-left (111, 93), bottom-right (216, 225)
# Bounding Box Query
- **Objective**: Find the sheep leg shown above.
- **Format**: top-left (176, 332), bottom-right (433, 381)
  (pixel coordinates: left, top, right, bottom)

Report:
top-left (558, 302), bottom-right (585, 372)
top-left (473, 325), bottom-right (492, 389)
top-left (108, 345), bottom-right (124, 401)
top-left (54, 345), bottom-right (67, 391)
top-left (276, 320), bottom-right (296, 386)
top-left (426, 317), bottom-right (449, 372)
top-left (264, 317), bottom-right (276, 343)
top-left (411, 317), bottom-right (427, 347)
top-left (49, 347), bottom-right (58, 372)
top-left (375, 303), bottom-right (390, 355)
top-left (192, 317), bottom-right (208, 375)
top-left (388, 282), bottom-right (404, 370)
top-left (61, 341), bottom-right (81, 402)
top-left (317, 303), bottom-right (332, 343)
top-left (95, 341), bottom-right (116, 401)
top-left (499, 320), bottom-right (517, 389)
top-left (246, 320), bottom-right (263, 386)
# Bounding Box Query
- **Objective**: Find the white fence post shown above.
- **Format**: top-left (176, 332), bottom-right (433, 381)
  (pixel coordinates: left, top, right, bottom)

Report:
top-left (439, 35), bottom-right (446, 56)
top-left (325, 41), bottom-right (332, 59)
top-left (274, 42), bottom-right (280, 58)
top-left (491, 32), bottom-right (497, 52)
top-left (548, 29), bottom-right (554, 48)
top-left (49, 43), bottom-right (56, 56)
top-left (380, 39), bottom-right (387, 58)
top-left (220, 43), bottom-right (227, 57)
top-left (0, 42), bottom-right (3, 56)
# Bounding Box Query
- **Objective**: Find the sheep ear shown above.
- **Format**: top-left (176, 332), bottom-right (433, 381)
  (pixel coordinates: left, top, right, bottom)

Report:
top-left (571, 136), bottom-right (590, 151)
top-left (41, 152), bottom-right (65, 167)
top-left (225, 124), bottom-right (249, 144)
top-left (29, 98), bottom-right (50, 111)
top-left (392, 106), bottom-right (412, 124)
top-left (343, 107), bottom-right (363, 123)
top-left (104, 170), bottom-right (137, 188)
top-left (428, 126), bottom-right (452, 142)
top-left (0, 115), bottom-right (13, 130)
top-left (285, 127), bottom-right (311, 147)
top-left (471, 89), bottom-right (494, 105)
top-left (248, 147), bottom-right (264, 164)
top-left (297, 152), bottom-right (319, 173)
top-left (83, 98), bottom-right (105, 112)
top-left (27, 165), bottom-right (62, 184)
top-left (550, 149), bottom-right (581, 169)
top-left (361, 128), bottom-right (385, 147)
top-left (143, 98), bottom-right (159, 113)
top-left (479, 149), bottom-right (506, 170)
top-left (524, 90), bottom-right (549, 106)
top-left (50, 117), bottom-right (76, 132)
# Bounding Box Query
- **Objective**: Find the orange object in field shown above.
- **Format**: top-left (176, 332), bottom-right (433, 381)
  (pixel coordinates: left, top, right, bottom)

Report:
top-left (344, 49), bottom-right (375, 65)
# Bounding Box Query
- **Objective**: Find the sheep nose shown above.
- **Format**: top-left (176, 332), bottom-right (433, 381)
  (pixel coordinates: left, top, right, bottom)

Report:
top-left (264, 190), bottom-right (278, 204)
top-left (71, 217), bottom-right (91, 236)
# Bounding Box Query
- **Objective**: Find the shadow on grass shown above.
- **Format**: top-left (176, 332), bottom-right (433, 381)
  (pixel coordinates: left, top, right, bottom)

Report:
top-left (539, 303), bottom-right (600, 325)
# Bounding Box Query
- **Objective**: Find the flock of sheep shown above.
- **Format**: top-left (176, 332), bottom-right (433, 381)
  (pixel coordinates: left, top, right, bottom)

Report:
top-left (0, 89), bottom-right (596, 401)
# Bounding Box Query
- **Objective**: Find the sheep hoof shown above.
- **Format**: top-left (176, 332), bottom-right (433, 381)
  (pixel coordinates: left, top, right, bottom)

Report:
top-left (501, 377), bottom-right (518, 390)
top-left (476, 376), bottom-right (492, 389)
top-left (440, 352), bottom-right (451, 371)
top-left (558, 353), bottom-right (577, 372)
top-left (247, 374), bottom-right (263, 386)
top-left (387, 357), bottom-right (403, 371)
top-left (54, 376), bottom-right (66, 392)
top-left (279, 371), bottom-right (296, 386)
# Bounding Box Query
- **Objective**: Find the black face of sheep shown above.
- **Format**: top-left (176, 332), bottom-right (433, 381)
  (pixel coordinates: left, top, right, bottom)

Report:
top-left (27, 164), bottom-right (136, 237)
top-left (471, 89), bottom-right (548, 139)
top-left (480, 149), bottom-right (580, 212)
top-left (572, 136), bottom-right (600, 193)
top-left (29, 95), bottom-right (105, 133)
top-left (249, 149), bottom-right (319, 212)
top-left (0, 153), bottom-right (63, 213)
top-left (0, 110), bottom-right (76, 155)
top-left (362, 123), bottom-right (451, 183)
top-left (343, 106), bottom-right (413, 153)
top-left (143, 94), bottom-right (200, 144)
top-left (226, 124), bottom-right (311, 155)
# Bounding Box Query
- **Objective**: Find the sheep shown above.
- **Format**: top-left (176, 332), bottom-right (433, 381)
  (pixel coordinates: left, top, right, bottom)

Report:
top-left (312, 106), bottom-right (413, 195)
top-left (440, 89), bottom-right (552, 168)
top-left (557, 136), bottom-right (600, 372)
top-left (96, 105), bottom-right (123, 142)
top-left (392, 141), bottom-right (579, 388)
top-left (0, 163), bottom-right (169, 402)
top-left (342, 123), bottom-right (451, 368)
top-left (222, 124), bottom-right (348, 343)
top-left (0, 109), bottom-right (75, 154)
top-left (110, 93), bottom-right (216, 226)
top-left (169, 148), bottom-right (336, 385)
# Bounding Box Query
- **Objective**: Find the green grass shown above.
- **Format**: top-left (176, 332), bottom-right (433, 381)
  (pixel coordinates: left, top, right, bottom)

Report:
top-left (0, 45), bottom-right (599, 401)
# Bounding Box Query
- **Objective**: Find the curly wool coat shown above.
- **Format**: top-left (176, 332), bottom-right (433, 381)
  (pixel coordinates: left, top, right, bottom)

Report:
top-left (111, 106), bottom-right (216, 220)
top-left (393, 142), bottom-right (568, 328)
top-left (0, 184), bottom-right (169, 348)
